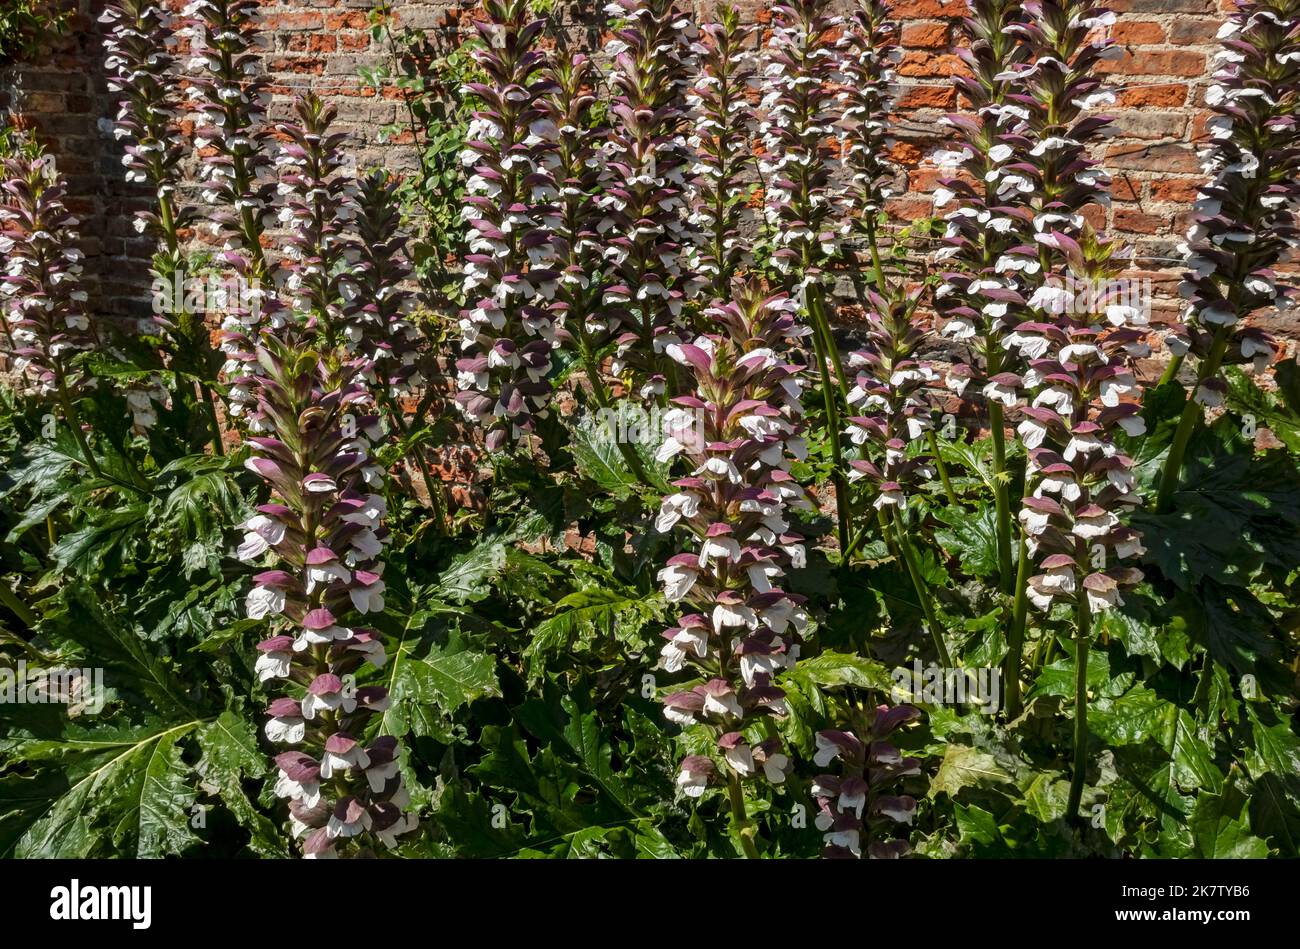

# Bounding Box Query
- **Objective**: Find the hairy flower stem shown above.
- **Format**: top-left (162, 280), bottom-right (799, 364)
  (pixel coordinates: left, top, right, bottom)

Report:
top-left (892, 508), bottom-right (950, 666)
top-left (1003, 533), bottom-right (1031, 717)
top-left (987, 398), bottom-right (1014, 591)
top-left (1154, 327), bottom-right (1231, 513)
top-left (1066, 595), bottom-right (1092, 821)
top-left (726, 771), bottom-right (760, 858)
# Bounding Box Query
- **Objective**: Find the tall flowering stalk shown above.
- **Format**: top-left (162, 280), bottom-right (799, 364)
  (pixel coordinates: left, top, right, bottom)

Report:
top-left (348, 169), bottom-right (448, 529)
top-left (0, 154), bottom-right (101, 476)
top-left (102, 0), bottom-right (224, 449)
top-left (348, 170), bottom-right (423, 400)
top-left (933, 0), bottom-right (1032, 591)
top-left (1155, 0), bottom-right (1296, 512)
top-left (834, 0), bottom-right (900, 286)
top-left (100, 0), bottom-right (187, 281)
top-left (685, 3), bottom-right (758, 301)
top-left (455, 0), bottom-right (560, 453)
top-left (275, 93), bottom-right (354, 346)
top-left (241, 337), bottom-right (417, 857)
top-left (997, 0), bottom-right (1142, 737)
top-left (654, 285), bottom-right (812, 858)
top-left (760, 0), bottom-right (851, 550)
top-left (1012, 236), bottom-right (1145, 818)
top-left (601, 0), bottom-right (699, 401)
top-left (811, 705), bottom-right (920, 858)
top-left (843, 285), bottom-right (951, 664)
top-left (544, 47), bottom-right (612, 405)
top-left (183, 0), bottom-right (274, 288)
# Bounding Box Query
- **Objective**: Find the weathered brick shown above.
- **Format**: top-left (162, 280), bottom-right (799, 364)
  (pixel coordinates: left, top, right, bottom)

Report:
top-left (1097, 49), bottom-right (1206, 77)
top-left (1114, 208), bottom-right (1168, 235)
top-left (1106, 142), bottom-right (1200, 174)
top-left (1116, 83), bottom-right (1188, 108)
top-left (1151, 179), bottom-right (1203, 203)
top-left (1112, 21), bottom-right (1165, 44)
top-left (901, 22), bottom-right (949, 48)
top-left (897, 84), bottom-right (957, 110)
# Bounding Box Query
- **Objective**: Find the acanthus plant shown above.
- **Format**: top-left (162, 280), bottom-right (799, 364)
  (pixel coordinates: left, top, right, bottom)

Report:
top-left (274, 93), bottom-right (356, 349)
top-left (992, 0), bottom-right (1149, 816)
top-left (241, 336), bottom-right (418, 858)
top-left (183, 0), bottom-right (275, 304)
top-left (811, 705), bottom-right (920, 859)
top-left (932, 0), bottom-right (1032, 594)
top-left (0, 153), bottom-right (101, 476)
top-left (759, 0), bottom-right (852, 550)
top-left (348, 168), bottom-right (449, 527)
top-left (543, 46), bottom-right (613, 407)
top-left (655, 285), bottom-right (813, 858)
top-left (455, 0), bottom-right (561, 454)
top-left (843, 282), bottom-right (952, 666)
top-left (834, 0), bottom-right (900, 281)
top-left (1155, 0), bottom-right (1297, 512)
top-left (101, 0), bottom-right (214, 441)
top-left (601, 0), bottom-right (700, 401)
top-left (684, 3), bottom-right (758, 301)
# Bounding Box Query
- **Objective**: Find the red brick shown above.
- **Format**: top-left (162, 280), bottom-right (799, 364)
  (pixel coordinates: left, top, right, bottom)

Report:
top-left (287, 34), bottom-right (337, 53)
top-left (1105, 142), bottom-right (1200, 173)
top-left (1114, 208), bottom-right (1167, 234)
top-left (262, 12), bottom-right (322, 31)
top-left (897, 51), bottom-right (966, 78)
top-left (901, 22), bottom-right (949, 48)
top-left (897, 84), bottom-right (957, 109)
top-left (1112, 21), bottom-right (1165, 44)
top-left (1151, 179), bottom-right (1203, 203)
top-left (1097, 50), bottom-right (1206, 77)
top-left (325, 12), bottom-right (370, 31)
top-left (1166, 19), bottom-right (1220, 44)
top-left (1116, 83), bottom-right (1188, 108)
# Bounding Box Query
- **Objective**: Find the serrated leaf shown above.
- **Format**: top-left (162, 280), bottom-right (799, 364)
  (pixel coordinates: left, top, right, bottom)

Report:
top-left (929, 744), bottom-right (1013, 799)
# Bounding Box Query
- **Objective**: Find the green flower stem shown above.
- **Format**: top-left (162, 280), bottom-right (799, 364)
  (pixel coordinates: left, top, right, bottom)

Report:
top-left (0, 581), bottom-right (39, 630)
top-left (1157, 352), bottom-right (1185, 387)
top-left (892, 507), bottom-right (951, 667)
top-left (726, 769), bottom-right (760, 859)
top-left (927, 429), bottom-right (958, 506)
top-left (55, 377), bottom-right (101, 480)
top-left (805, 289), bottom-right (851, 554)
top-left (988, 399), bottom-right (1014, 593)
top-left (1066, 594), bottom-right (1093, 822)
top-left (1003, 533), bottom-right (1031, 718)
top-left (1154, 326), bottom-right (1232, 514)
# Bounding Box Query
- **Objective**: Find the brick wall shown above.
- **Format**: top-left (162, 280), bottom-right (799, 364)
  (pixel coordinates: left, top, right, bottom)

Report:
top-left (0, 0), bottom-right (1292, 350)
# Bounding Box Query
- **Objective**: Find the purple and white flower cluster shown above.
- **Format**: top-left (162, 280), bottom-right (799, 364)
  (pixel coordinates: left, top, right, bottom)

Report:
top-left (543, 48), bottom-right (608, 384)
top-left (834, 0), bottom-right (901, 243)
top-left (601, 0), bottom-right (699, 400)
top-left (760, 0), bottom-right (842, 284)
top-left (100, 0), bottom-right (188, 276)
top-left (455, 0), bottom-right (560, 452)
top-left (274, 93), bottom-right (355, 343)
top-left (654, 286), bottom-right (813, 797)
top-left (1171, 0), bottom-right (1295, 404)
top-left (348, 170), bottom-right (423, 399)
top-left (183, 0), bottom-right (274, 289)
top-left (684, 6), bottom-right (758, 300)
top-left (811, 705), bottom-right (920, 859)
top-left (239, 338), bottom-right (417, 857)
top-left (844, 287), bottom-right (940, 510)
top-left (0, 155), bottom-right (94, 400)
